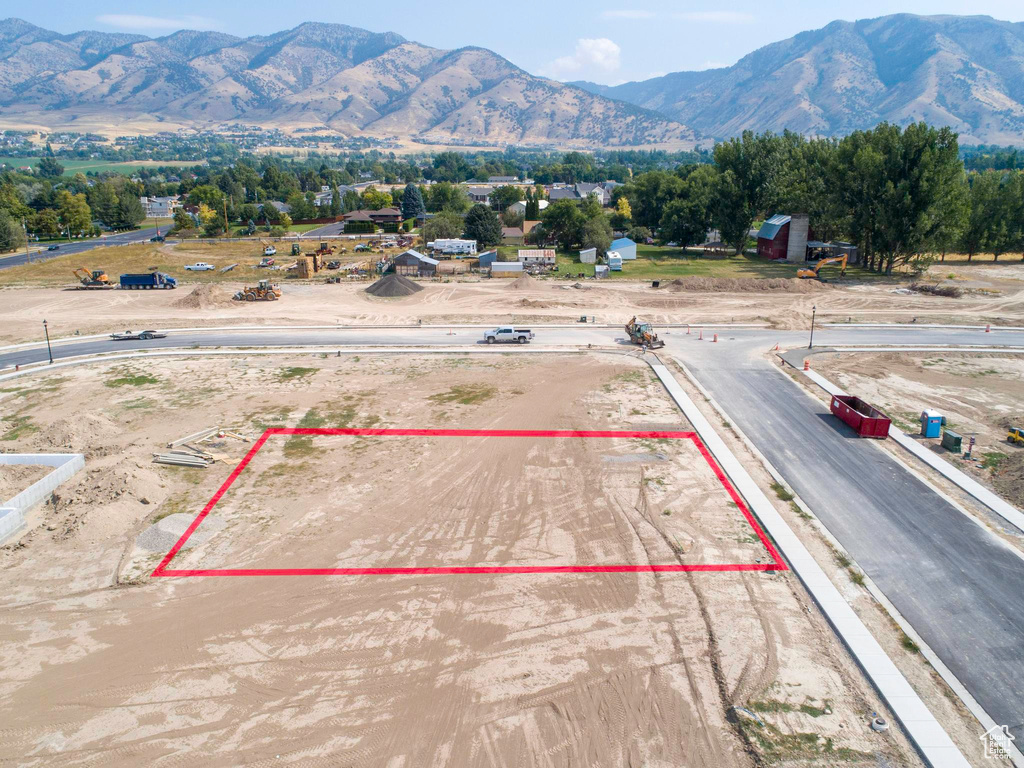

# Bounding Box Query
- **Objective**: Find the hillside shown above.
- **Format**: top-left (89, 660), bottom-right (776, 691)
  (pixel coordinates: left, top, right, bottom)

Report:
top-left (0, 19), bottom-right (699, 149)
top-left (574, 14), bottom-right (1024, 145)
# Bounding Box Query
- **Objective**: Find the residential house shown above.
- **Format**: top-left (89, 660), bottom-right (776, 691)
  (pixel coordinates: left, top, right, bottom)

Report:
top-left (502, 227), bottom-right (524, 245)
top-left (370, 207), bottom-right (403, 225)
top-left (467, 186), bottom-right (493, 206)
top-left (547, 187), bottom-right (581, 202)
top-left (487, 176), bottom-right (519, 184)
top-left (139, 196), bottom-right (181, 218)
top-left (507, 199), bottom-right (549, 216)
top-left (518, 249), bottom-right (556, 267)
top-left (576, 183), bottom-right (608, 206)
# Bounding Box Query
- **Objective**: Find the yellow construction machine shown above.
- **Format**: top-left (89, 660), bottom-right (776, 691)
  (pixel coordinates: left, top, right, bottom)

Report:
top-left (234, 279), bottom-right (281, 302)
top-left (797, 254), bottom-right (847, 280)
top-left (625, 316), bottom-right (665, 349)
top-left (72, 266), bottom-right (113, 289)
top-left (1008, 426), bottom-right (1024, 446)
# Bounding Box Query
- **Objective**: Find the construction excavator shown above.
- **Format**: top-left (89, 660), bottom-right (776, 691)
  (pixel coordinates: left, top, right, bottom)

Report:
top-left (797, 254), bottom-right (848, 280)
top-left (72, 266), bottom-right (113, 289)
top-left (625, 316), bottom-right (665, 349)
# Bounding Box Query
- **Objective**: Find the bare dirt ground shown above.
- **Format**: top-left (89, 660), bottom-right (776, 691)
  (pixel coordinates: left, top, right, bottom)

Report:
top-left (2, 257), bottom-right (1023, 346)
top-left (0, 354), bottom-right (917, 766)
top-left (0, 464), bottom-right (50, 502)
top-left (816, 352), bottom-right (1024, 509)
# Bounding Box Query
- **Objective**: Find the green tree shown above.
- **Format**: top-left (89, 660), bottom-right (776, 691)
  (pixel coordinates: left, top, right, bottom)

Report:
top-left (463, 204), bottom-right (502, 247)
top-left (361, 186), bottom-right (393, 211)
top-left (31, 208), bottom-right (60, 237)
top-left (89, 182), bottom-right (120, 228)
top-left (329, 185), bottom-right (342, 217)
top-left (173, 208), bottom-right (195, 232)
top-left (422, 211), bottom-right (464, 243)
top-left (712, 131), bottom-right (787, 253)
top-left (56, 190), bottom-right (92, 236)
top-left (116, 194), bottom-right (145, 229)
top-left (659, 164), bottom-right (719, 248)
top-left (431, 152), bottom-right (473, 182)
top-left (426, 182), bottom-right (470, 214)
top-left (0, 211), bottom-right (26, 252)
top-left (401, 183), bottom-right (426, 220)
top-left (37, 156), bottom-right (64, 179)
top-left (542, 199), bottom-right (586, 251)
top-left (489, 185), bottom-right (523, 212)
top-left (581, 216), bottom-right (612, 253)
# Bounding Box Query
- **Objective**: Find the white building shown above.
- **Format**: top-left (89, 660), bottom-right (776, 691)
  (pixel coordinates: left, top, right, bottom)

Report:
top-left (518, 249), bottom-right (556, 267)
top-left (579, 247), bottom-right (597, 264)
top-left (507, 199), bottom-right (549, 217)
top-left (139, 196), bottom-right (180, 218)
top-left (610, 237), bottom-right (637, 260)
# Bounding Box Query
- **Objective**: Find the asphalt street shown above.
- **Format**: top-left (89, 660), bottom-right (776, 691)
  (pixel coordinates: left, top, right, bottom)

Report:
top-left (0, 227), bottom-right (162, 270)
top-left (679, 330), bottom-right (1024, 744)
top-left (2, 323), bottom-right (1024, 739)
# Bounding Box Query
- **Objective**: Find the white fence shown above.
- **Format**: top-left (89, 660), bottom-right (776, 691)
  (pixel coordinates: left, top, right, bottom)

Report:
top-left (0, 453), bottom-right (85, 545)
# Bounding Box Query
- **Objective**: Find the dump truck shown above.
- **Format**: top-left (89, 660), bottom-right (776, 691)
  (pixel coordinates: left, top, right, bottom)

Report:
top-left (483, 326), bottom-right (533, 344)
top-left (625, 317), bottom-right (665, 349)
top-left (830, 394), bottom-right (891, 438)
top-left (120, 272), bottom-right (177, 290)
top-left (72, 267), bottom-right (113, 289)
top-left (234, 280), bottom-right (281, 302)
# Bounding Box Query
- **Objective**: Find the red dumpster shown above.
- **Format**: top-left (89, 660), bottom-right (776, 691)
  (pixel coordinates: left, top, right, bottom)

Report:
top-left (830, 395), bottom-right (891, 438)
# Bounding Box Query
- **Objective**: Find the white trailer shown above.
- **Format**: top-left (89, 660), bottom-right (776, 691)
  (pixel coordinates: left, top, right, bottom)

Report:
top-left (605, 250), bottom-right (623, 271)
top-left (428, 239), bottom-right (477, 256)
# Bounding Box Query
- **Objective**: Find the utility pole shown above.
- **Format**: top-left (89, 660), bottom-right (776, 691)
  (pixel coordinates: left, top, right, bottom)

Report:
top-left (43, 319), bottom-right (53, 365)
top-left (223, 198), bottom-right (229, 235)
top-left (808, 305), bottom-right (817, 350)
top-left (22, 218), bottom-right (30, 263)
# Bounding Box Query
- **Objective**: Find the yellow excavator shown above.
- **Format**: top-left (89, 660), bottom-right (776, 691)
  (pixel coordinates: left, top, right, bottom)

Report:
top-left (798, 254), bottom-right (847, 280)
top-left (72, 267), bottom-right (113, 289)
top-left (625, 317), bottom-right (665, 349)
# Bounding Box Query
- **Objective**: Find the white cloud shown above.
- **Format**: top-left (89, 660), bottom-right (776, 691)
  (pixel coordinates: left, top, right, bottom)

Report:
top-left (96, 14), bottom-right (222, 31)
top-left (543, 38), bottom-right (622, 80)
top-left (600, 10), bottom-right (655, 20)
top-left (699, 60), bottom-right (728, 70)
top-left (673, 11), bottom-right (755, 23)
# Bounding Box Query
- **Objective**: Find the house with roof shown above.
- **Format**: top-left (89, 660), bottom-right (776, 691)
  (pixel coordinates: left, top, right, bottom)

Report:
top-left (610, 237), bottom-right (637, 260)
top-left (547, 187), bottom-right (581, 202)
top-left (393, 249), bottom-right (438, 277)
top-left (487, 176), bottom-right (518, 184)
top-left (502, 226), bottom-right (524, 245)
top-left (139, 195), bottom-right (181, 218)
top-left (576, 183), bottom-right (609, 206)
top-left (508, 199), bottom-right (549, 216)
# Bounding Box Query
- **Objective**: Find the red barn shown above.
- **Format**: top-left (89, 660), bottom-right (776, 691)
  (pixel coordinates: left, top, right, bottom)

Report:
top-left (757, 214), bottom-right (791, 260)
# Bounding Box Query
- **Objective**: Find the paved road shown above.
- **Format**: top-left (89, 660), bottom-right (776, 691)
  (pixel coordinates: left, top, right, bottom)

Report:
top-left (0, 227), bottom-right (162, 270)
top-left (300, 221), bottom-right (347, 238)
top-left (3, 323), bottom-right (1024, 740)
top-left (678, 329), bottom-right (1024, 744)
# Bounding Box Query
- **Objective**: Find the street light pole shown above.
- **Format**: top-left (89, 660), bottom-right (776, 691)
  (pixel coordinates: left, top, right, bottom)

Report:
top-left (43, 319), bottom-right (53, 365)
top-left (808, 305), bottom-right (817, 350)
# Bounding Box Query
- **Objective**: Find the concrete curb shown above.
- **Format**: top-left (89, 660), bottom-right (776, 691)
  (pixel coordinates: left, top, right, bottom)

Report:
top-left (799, 367), bottom-right (1024, 535)
top-left (649, 359), bottom-right (970, 768)
top-left (824, 323), bottom-right (1024, 331)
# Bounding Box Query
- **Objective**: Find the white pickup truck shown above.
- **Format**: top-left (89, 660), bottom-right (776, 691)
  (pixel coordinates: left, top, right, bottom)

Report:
top-left (184, 262), bottom-right (215, 271)
top-left (483, 326), bottom-right (534, 344)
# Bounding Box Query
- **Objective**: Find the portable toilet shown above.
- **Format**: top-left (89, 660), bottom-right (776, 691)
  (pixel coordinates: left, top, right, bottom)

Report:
top-left (920, 409), bottom-right (944, 438)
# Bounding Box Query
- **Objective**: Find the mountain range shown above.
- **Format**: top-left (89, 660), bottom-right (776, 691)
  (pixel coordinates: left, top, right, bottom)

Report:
top-left (2, 15), bottom-right (1024, 148)
top-left (573, 14), bottom-right (1024, 145)
top-left (0, 19), bottom-right (698, 150)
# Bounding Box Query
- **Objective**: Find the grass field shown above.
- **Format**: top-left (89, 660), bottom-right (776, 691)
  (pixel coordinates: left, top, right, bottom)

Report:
top-left (499, 244), bottom-right (888, 282)
top-left (0, 156), bottom-right (207, 176)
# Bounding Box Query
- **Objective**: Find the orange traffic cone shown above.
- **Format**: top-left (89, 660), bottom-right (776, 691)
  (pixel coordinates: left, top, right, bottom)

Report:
top-left (713, 333), bottom-right (718, 343)
top-left (985, 324), bottom-right (991, 333)
top-left (803, 358), bottom-right (810, 371)
top-left (698, 329), bottom-right (703, 340)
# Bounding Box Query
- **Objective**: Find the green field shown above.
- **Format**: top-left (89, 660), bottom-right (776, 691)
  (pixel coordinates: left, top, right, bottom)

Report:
top-left (0, 156), bottom-right (207, 176)
top-left (498, 244), bottom-right (885, 282)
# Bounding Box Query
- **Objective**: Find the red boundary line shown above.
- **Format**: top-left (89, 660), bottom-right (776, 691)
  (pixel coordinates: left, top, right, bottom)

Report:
top-left (152, 428), bottom-right (787, 577)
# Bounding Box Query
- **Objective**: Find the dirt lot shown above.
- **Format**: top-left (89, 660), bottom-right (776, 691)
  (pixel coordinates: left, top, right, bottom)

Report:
top-left (0, 353), bottom-right (917, 766)
top-left (0, 464), bottom-right (50, 502)
top-left (2, 254), bottom-right (1023, 346)
top-left (816, 352), bottom-right (1024, 509)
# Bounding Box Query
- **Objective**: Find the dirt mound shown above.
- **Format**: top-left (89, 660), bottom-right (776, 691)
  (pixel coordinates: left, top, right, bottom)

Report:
top-left (992, 452), bottom-right (1024, 508)
top-left (366, 273), bottom-right (423, 298)
top-left (172, 284), bottom-right (235, 309)
top-left (507, 273), bottom-right (539, 291)
top-left (665, 277), bottom-right (832, 293)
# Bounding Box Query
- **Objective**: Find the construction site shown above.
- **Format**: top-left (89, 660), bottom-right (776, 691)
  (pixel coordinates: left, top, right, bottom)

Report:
top-left (1, 247), bottom-right (1023, 767)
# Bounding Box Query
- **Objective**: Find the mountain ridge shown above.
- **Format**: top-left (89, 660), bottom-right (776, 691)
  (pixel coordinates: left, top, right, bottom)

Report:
top-left (0, 19), bottom-right (698, 149)
top-left (570, 13), bottom-right (1024, 145)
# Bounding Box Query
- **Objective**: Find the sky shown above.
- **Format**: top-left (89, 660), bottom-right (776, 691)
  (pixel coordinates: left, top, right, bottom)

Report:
top-left (13, 0), bottom-right (1024, 84)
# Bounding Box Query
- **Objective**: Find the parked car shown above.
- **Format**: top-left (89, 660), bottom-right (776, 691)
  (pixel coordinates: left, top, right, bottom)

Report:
top-left (47, 245), bottom-right (60, 251)
top-left (184, 262), bottom-right (215, 271)
top-left (149, 235), bottom-right (165, 242)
